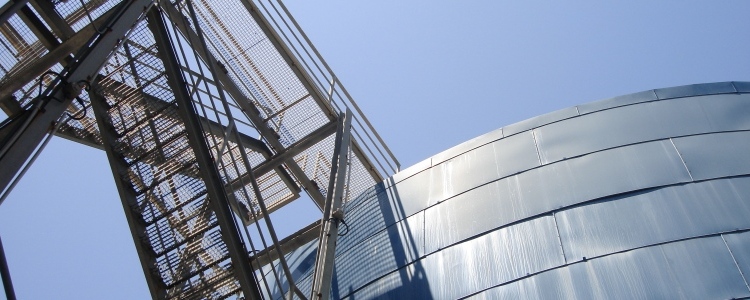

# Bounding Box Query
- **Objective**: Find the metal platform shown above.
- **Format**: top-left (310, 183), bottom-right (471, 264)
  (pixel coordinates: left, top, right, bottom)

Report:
top-left (0, 1), bottom-right (399, 299)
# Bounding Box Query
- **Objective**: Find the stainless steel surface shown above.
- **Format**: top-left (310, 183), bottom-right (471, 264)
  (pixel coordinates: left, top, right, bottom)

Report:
top-left (473, 236), bottom-right (750, 299)
top-left (723, 231), bottom-right (750, 290)
top-left (333, 211), bottom-right (424, 298)
top-left (263, 82), bottom-right (750, 299)
top-left (672, 130), bottom-right (750, 181)
top-left (576, 89), bottom-right (658, 115)
top-left (557, 176), bottom-right (750, 261)
top-left (501, 105), bottom-right (579, 137)
top-left (653, 81), bottom-right (736, 99)
top-left (536, 94), bottom-right (750, 164)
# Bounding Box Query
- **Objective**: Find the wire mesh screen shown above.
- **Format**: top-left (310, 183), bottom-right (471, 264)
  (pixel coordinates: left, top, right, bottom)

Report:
top-left (173, 0), bottom-right (331, 148)
top-left (0, 0), bottom-right (400, 297)
top-left (0, 12), bottom-right (54, 109)
top-left (54, 0), bottom-right (120, 32)
top-left (93, 17), bottom-right (242, 300)
top-left (169, 0), bottom-right (386, 207)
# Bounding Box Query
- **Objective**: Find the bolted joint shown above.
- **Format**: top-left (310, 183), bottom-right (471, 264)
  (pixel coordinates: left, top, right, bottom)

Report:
top-left (331, 209), bottom-right (345, 221)
top-left (62, 81), bottom-right (88, 101)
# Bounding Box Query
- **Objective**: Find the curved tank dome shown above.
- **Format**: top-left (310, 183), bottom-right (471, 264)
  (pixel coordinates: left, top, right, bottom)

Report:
top-left (267, 81), bottom-right (750, 299)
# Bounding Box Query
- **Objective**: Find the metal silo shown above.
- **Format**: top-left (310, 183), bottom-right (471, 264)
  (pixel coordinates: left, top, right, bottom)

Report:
top-left (269, 82), bottom-right (750, 299)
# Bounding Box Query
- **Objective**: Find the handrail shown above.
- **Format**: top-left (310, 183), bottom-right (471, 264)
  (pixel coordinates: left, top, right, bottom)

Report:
top-left (252, 0), bottom-right (401, 175)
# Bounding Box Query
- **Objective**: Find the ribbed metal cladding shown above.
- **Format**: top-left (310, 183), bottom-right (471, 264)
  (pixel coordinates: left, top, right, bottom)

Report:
top-left (266, 82), bottom-right (750, 299)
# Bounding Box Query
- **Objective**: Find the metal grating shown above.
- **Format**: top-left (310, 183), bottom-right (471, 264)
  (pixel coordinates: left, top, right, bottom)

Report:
top-left (94, 17), bottom-right (241, 299)
top-left (174, 0), bottom-right (330, 149)
top-left (0, 0), bottom-right (401, 298)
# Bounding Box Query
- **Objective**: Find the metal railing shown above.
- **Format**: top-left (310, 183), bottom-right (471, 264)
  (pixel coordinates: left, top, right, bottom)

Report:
top-left (249, 0), bottom-right (401, 176)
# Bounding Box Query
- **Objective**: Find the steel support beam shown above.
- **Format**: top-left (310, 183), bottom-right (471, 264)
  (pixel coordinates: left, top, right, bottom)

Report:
top-left (28, 0), bottom-right (74, 40)
top-left (238, 0), bottom-right (390, 180)
top-left (0, 236), bottom-right (16, 300)
top-left (0, 0), bottom-right (154, 198)
top-left (146, 7), bottom-right (262, 300)
top-left (249, 220), bottom-right (320, 271)
top-left (97, 67), bottom-right (302, 222)
top-left (311, 108), bottom-right (352, 300)
top-left (0, 0), bottom-right (29, 26)
top-left (89, 89), bottom-right (166, 299)
top-left (161, 1), bottom-right (328, 208)
top-left (236, 0), bottom-right (336, 121)
top-left (17, 5), bottom-right (59, 50)
top-left (226, 120), bottom-right (336, 192)
top-left (0, 3), bottom-right (121, 106)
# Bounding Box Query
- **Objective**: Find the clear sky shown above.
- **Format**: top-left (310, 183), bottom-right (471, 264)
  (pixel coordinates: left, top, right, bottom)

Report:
top-left (1, 1), bottom-right (750, 299)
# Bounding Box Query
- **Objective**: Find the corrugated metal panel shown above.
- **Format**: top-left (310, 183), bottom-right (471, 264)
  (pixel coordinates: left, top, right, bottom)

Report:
top-left (334, 212), bottom-right (424, 298)
top-left (341, 181), bottom-right (387, 214)
top-left (576, 89), bottom-right (658, 115)
top-left (654, 82), bottom-right (736, 99)
top-left (502, 106), bottom-right (579, 137)
top-left (518, 140), bottom-right (691, 210)
top-left (474, 236), bottom-right (750, 300)
top-left (536, 94), bottom-right (750, 164)
top-left (336, 187), bottom-right (391, 255)
top-left (672, 131), bottom-right (750, 181)
top-left (422, 216), bottom-right (564, 299)
top-left (261, 239), bottom-right (318, 299)
top-left (557, 176), bottom-right (750, 261)
top-left (344, 263), bottom-right (429, 299)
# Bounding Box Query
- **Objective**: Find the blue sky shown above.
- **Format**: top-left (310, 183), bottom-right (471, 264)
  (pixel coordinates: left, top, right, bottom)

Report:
top-left (1, 1), bottom-right (750, 298)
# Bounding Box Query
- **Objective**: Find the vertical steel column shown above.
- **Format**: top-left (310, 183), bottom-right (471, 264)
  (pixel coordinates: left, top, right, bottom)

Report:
top-left (0, 236), bottom-right (16, 300)
top-left (310, 108), bottom-right (352, 300)
top-left (146, 7), bottom-right (262, 300)
top-left (0, 0), bottom-right (154, 198)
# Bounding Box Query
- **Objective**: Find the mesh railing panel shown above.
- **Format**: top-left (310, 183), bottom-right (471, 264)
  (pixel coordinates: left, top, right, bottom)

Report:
top-left (54, 0), bottom-right (120, 32)
top-left (94, 18), bottom-right (241, 300)
top-left (175, 0), bottom-right (331, 149)
top-left (0, 1), bottom-right (400, 297)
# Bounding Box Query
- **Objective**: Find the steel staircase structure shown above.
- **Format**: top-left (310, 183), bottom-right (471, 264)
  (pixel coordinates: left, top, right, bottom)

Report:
top-left (0, 1), bottom-right (399, 299)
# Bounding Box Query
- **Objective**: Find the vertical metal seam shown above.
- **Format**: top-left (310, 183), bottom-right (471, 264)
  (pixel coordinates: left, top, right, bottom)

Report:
top-left (551, 212), bottom-right (568, 264)
top-left (669, 138), bottom-right (694, 181)
top-left (531, 129), bottom-right (543, 166)
top-left (721, 234), bottom-right (750, 293)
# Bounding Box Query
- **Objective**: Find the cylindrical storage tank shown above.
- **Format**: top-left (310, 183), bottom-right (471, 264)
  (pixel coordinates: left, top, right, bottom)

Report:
top-left (270, 81), bottom-right (750, 299)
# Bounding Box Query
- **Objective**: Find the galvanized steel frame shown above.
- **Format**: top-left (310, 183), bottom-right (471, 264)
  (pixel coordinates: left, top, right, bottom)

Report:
top-left (0, 1), bottom-right (402, 298)
top-left (0, 0), bottom-right (154, 203)
top-left (146, 7), bottom-right (262, 299)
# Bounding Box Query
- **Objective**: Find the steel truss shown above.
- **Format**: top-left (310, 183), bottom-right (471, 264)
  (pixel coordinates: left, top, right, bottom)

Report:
top-left (0, 0), bottom-right (399, 299)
